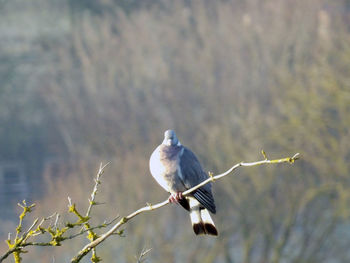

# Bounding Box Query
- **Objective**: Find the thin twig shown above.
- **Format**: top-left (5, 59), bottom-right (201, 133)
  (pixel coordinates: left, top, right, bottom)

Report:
top-left (54, 213), bottom-right (60, 229)
top-left (136, 247), bottom-right (152, 263)
top-left (65, 216), bottom-right (119, 241)
top-left (21, 218), bottom-right (39, 243)
top-left (86, 162), bottom-right (110, 218)
top-left (71, 152), bottom-right (299, 262)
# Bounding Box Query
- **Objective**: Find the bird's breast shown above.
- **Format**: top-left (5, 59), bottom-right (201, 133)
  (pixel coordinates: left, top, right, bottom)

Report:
top-left (150, 146), bottom-right (185, 193)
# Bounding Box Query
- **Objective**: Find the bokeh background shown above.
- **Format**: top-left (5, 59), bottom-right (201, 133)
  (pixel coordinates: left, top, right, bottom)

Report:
top-left (0, 0), bottom-right (350, 262)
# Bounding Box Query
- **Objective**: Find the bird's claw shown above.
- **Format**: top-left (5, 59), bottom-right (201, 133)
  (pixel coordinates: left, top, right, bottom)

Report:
top-left (169, 192), bottom-right (183, 203)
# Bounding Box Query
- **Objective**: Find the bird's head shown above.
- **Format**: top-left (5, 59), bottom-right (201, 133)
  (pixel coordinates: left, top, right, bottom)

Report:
top-left (162, 129), bottom-right (181, 146)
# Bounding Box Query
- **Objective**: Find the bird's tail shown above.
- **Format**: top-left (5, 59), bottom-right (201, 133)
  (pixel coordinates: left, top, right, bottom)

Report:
top-left (188, 197), bottom-right (218, 236)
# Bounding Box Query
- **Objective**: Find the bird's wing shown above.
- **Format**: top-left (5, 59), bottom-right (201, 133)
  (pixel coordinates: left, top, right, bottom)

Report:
top-left (179, 147), bottom-right (216, 213)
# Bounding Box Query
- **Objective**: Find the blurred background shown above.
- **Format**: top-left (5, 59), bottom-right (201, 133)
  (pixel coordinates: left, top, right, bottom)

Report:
top-left (0, 0), bottom-right (350, 262)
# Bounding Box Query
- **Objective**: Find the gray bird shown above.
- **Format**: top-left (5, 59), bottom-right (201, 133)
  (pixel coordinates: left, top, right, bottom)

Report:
top-left (149, 130), bottom-right (218, 235)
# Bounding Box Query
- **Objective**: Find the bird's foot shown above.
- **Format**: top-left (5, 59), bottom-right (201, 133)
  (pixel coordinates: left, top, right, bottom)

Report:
top-left (169, 192), bottom-right (183, 203)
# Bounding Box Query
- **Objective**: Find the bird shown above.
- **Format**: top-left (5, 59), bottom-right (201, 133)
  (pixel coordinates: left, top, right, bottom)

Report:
top-left (149, 129), bottom-right (218, 236)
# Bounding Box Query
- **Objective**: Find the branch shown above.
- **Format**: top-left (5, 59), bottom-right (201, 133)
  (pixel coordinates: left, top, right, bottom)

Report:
top-left (0, 216), bottom-right (119, 263)
top-left (84, 162), bottom-right (109, 262)
top-left (86, 162), bottom-right (110, 218)
top-left (71, 152), bottom-right (300, 262)
top-left (0, 163), bottom-right (113, 263)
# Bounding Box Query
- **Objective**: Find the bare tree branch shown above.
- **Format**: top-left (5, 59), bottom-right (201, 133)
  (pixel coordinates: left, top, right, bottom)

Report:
top-left (0, 163), bottom-right (113, 263)
top-left (86, 162), bottom-right (110, 218)
top-left (71, 152), bottom-right (300, 262)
